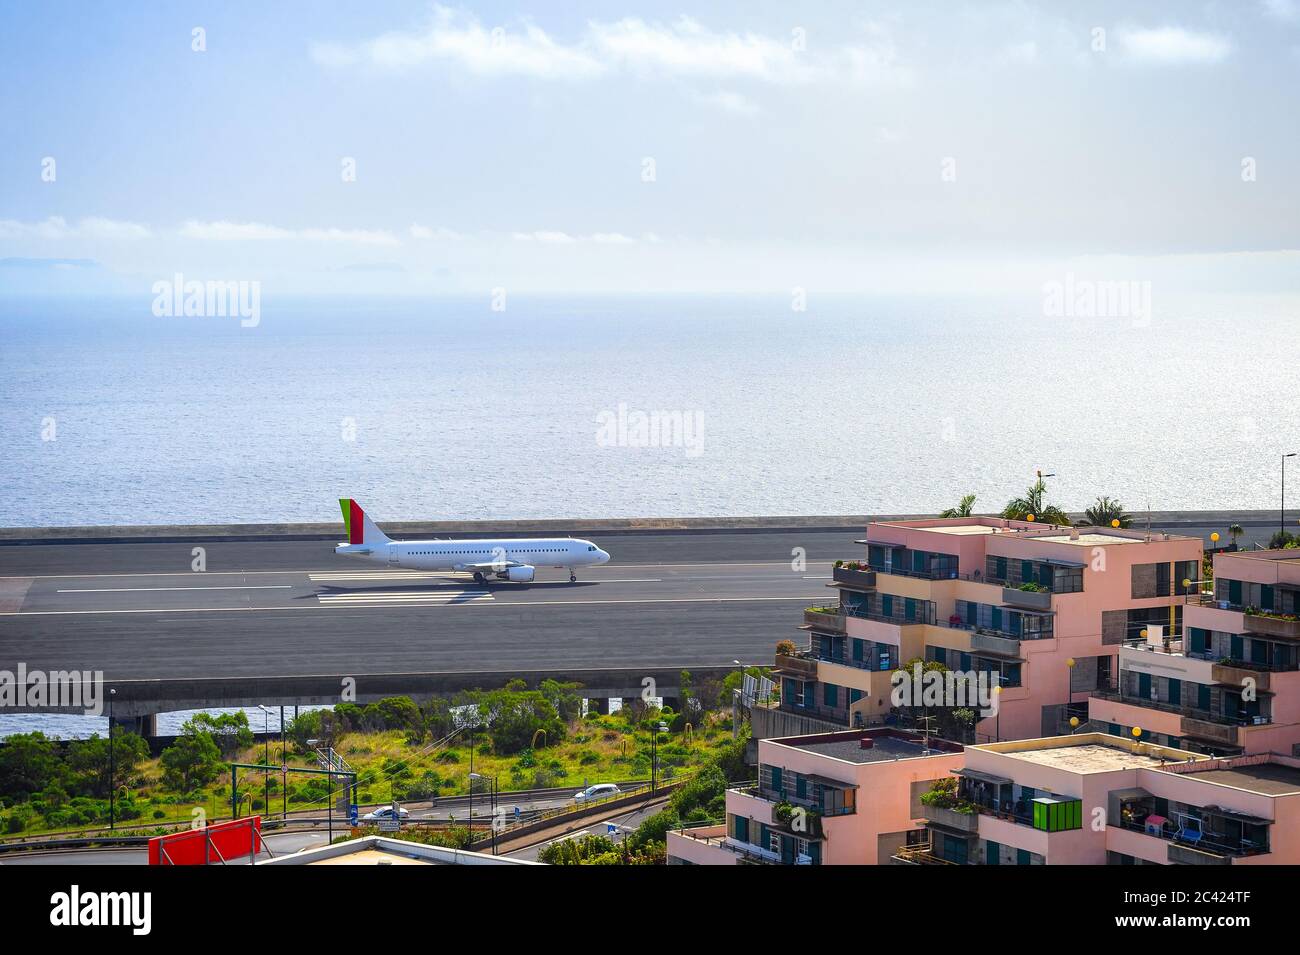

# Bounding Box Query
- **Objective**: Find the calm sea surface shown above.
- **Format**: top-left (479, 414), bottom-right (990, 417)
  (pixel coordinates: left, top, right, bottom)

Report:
top-left (3, 292), bottom-right (1298, 527)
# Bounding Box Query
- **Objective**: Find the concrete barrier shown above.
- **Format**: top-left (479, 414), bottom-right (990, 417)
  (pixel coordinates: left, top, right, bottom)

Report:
top-left (0, 510), bottom-right (1282, 545)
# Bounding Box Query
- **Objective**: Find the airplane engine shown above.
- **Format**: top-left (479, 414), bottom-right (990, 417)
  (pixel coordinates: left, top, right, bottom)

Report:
top-left (504, 565), bottom-right (536, 582)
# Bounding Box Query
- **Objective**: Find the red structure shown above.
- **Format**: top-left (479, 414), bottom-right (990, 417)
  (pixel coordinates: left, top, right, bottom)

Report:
top-left (149, 816), bottom-right (262, 865)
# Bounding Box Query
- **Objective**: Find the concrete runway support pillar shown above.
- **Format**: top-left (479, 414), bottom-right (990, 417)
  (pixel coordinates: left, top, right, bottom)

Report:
top-left (114, 713), bottom-right (157, 738)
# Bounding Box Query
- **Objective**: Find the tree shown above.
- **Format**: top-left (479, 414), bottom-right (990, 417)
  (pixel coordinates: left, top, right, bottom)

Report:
top-left (1002, 478), bottom-right (1070, 525)
top-left (160, 728), bottom-right (222, 792)
top-left (184, 712), bottom-right (252, 759)
top-left (1228, 524), bottom-right (1244, 549)
top-left (66, 731), bottom-right (149, 798)
top-left (0, 732), bottom-right (65, 801)
top-left (939, 494), bottom-right (977, 519)
top-left (1083, 496), bottom-right (1131, 528)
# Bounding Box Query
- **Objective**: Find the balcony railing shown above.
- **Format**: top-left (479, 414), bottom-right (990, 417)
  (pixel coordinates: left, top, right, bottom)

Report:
top-left (844, 602), bottom-right (937, 627)
top-left (1090, 690), bottom-right (1269, 727)
top-left (1115, 819), bottom-right (1269, 859)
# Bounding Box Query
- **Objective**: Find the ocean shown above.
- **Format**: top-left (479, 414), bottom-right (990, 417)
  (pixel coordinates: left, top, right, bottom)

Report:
top-left (3, 291), bottom-right (1298, 529)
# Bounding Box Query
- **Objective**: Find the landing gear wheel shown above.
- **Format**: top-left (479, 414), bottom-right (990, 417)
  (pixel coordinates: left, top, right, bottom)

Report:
top-left (569, 572), bottom-right (577, 583)
top-left (473, 571), bottom-right (486, 584)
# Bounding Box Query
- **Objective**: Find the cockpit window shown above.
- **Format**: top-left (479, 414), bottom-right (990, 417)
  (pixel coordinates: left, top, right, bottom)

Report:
top-left (588, 545), bottom-right (595, 551)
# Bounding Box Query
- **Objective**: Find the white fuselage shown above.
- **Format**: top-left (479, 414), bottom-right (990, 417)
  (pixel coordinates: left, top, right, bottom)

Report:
top-left (334, 537), bottom-right (610, 573)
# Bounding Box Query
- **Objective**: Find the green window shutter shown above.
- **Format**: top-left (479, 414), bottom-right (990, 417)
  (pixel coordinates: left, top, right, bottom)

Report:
top-left (1198, 684), bottom-right (1211, 711)
top-left (824, 683), bottom-right (837, 708)
top-left (882, 594), bottom-right (893, 617)
top-left (986, 840), bottom-right (1001, 865)
top-left (1231, 635), bottom-right (1244, 661)
top-left (1229, 579), bottom-right (1242, 606)
top-left (1167, 679), bottom-right (1181, 706)
top-left (1017, 849), bottom-right (1031, 865)
top-left (996, 557), bottom-right (1007, 580)
top-left (1262, 585), bottom-right (1275, 611)
top-left (734, 815), bottom-right (749, 842)
top-left (1190, 628), bottom-right (1207, 654)
top-left (852, 639), bottom-right (864, 662)
top-left (771, 766), bottom-right (782, 792)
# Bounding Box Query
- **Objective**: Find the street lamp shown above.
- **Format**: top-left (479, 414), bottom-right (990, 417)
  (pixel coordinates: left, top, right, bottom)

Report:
top-left (108, 688), bottom-right (116, 830)
top-left (650, 721), bottom-right (668, 795)
top-left (257, 705), bottom-right (270, 817)
top-left (1283, 453), bottom-right (1297, 541)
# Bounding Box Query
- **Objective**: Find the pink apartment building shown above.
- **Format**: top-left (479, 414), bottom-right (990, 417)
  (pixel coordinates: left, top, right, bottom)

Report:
top-left (1089, 548), bottom-right (1300, 756)
top-left (904, 733), bottom-right (1300, 865)
top-left (666, 729), bottom-right (963, 865)
top-left (770, 518), bottom-right (1202, 743)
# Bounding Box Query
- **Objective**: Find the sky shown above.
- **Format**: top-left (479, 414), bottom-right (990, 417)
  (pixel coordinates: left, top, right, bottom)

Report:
top-left (1, 0), bottom-right (1299, 295)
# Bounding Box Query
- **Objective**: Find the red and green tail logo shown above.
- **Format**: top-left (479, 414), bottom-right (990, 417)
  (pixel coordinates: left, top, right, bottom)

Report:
top-left (339, 498), bottom-right (365, 544)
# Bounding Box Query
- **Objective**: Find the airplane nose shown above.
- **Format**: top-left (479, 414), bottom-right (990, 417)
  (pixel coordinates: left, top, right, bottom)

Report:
top-left (598, 550), bottom-right (611, 564)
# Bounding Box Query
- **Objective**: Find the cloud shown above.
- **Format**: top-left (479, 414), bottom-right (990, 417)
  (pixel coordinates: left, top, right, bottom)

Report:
top-left (312, 8), bottom-right (909, 88)
top-left (311, 6), bottom-right (603, 79)
top-left (409, 223), bottom-right (462, 240)
top-left (1117, 26), bottom-right (1232, 65)
top-left (1262, 0), bottom-right (1299, 22)
top-left (512, 231), bottom-right (643, 245)
top-left (694, 90), bottom-right (760, 115)
top-left (0, 216), bottom-right (151, 240)
top-left (179, 220), bottom-right (400, 245)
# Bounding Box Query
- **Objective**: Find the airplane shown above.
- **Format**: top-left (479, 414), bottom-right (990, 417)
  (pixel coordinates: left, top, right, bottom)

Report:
top-left (333, 499), bottom-right (611, 584)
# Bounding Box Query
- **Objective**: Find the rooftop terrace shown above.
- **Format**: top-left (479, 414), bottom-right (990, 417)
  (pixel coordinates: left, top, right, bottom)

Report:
top-left (770, 729), bottom-right (962, 765)
top-left (1172, 761), bottom-right (1300, 797)
top-left (972, 733), bottom-right (1207, 774)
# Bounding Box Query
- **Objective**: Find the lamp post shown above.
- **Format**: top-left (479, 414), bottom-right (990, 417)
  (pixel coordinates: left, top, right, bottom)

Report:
top-left (108, 688), bottom-right (116, 830)
top-left (257, 705), bottom-right (270, 817)
top-left (1283, 453), bottom-right (1297, 542)
top-left (1065, 658), bottom-right (1076, 732)
top-left (650, 720), bottom-right (668, 795)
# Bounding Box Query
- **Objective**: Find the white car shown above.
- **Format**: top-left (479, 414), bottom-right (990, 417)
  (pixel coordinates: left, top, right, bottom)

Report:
top-left (574, 783), bottom-right (621, 804)
top-left (361, 806), bottom-right (410, 821)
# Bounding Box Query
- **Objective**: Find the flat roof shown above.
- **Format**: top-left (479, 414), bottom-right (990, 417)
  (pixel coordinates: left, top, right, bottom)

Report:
top-left (973, 733), bottom-right (1205, 773)
top-left (782, 733), bottom-right (955, 765)
top-left (921, 524), bottom-right (999, 536)
top-left (1174, 762), bottom-right (1300, 797)
top-left (1034, 532), bottom-right (1143, 546)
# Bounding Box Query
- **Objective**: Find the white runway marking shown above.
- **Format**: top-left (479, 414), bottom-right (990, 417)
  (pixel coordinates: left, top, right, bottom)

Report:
top-left (316, 590), bottom-right (494, 607)
top-left (57, 585), bottom-right (293, 593)
top-left (0, 594), bottom-right (822, 616)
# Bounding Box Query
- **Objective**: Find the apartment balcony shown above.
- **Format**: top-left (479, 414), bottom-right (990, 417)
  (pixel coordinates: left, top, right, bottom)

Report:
top-left (1002, 586), bottom-right (1052, 611)
top-left (832, 566), bottom-right (877, 590)
top-left (1180, 717), bottom-right (1243, 746)
top-left (1212, 662), bottom-right (1272, 694)
top-left (1090, 690), bottom-right (1269, 734)
top-left (1242, 612), bottom-right (1300, 641)
top-left (803, 607), bottom-right (845, 632)
top-left (892, 843), bottom-right (963, 865)
top-left (773, 652), bottom-right (819, 678)
top-left (920, 803), bottom-right (980, 834)
top-left (970, 630), bottom-right (1022, 659)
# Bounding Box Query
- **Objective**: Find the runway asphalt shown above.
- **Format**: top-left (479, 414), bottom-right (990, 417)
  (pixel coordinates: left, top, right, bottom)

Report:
top-left (0, 530), bottom-right (850, 683)
top-left (0, 519), bottom-right (1275, 686)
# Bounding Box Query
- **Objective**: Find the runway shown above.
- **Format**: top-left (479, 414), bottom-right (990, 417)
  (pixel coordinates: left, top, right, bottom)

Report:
top-left (0, 530), bottom-right (850, 682)
top-left (0, 518), bottom-right (1271, 686)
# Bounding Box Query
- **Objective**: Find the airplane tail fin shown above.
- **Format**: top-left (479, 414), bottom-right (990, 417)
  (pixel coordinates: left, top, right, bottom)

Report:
top-left (338, 498), bottom-right (392, 546)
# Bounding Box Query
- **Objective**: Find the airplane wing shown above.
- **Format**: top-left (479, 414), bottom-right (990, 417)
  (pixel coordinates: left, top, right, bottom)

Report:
top-left (457, 559), bottom-right (525, 572)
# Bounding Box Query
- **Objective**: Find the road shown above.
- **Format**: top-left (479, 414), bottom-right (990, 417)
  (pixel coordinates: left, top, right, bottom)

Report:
top-left (0, 519), bottom-right (1273, 687)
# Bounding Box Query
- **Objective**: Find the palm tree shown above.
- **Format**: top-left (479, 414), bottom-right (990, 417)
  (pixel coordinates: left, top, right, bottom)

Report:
top-left (939, 494), bottom-right (977, 519)
top-left (1001, 478), bottom-right (1071, 526)
top-left (1228, 523), bottom-right (1244, 549)
top-left (1083, 496), bottom-right (1131, 528)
